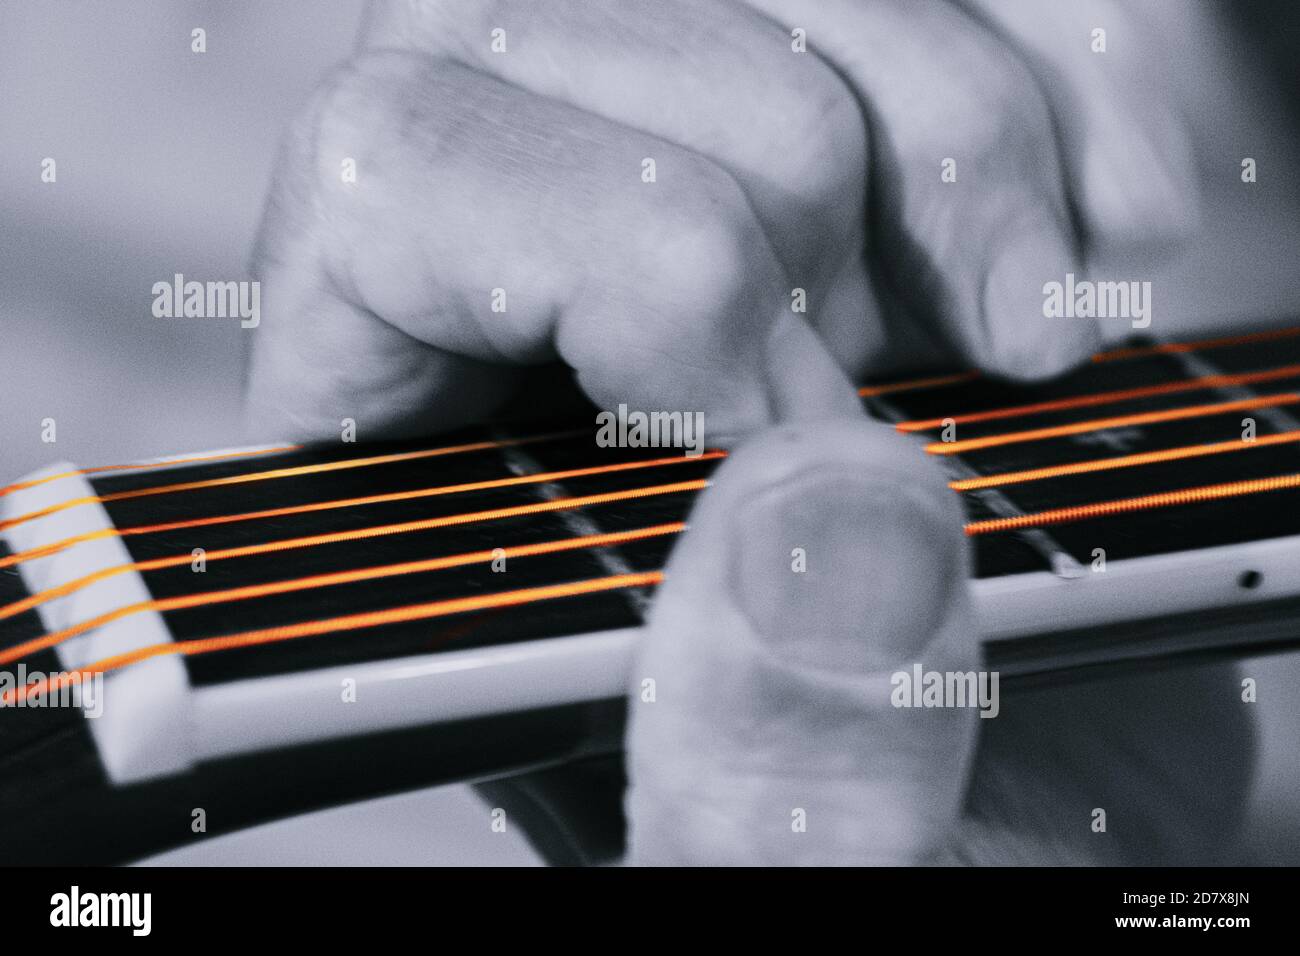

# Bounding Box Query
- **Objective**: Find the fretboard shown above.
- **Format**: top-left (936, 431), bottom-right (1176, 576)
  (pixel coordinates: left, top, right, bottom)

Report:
top-left (6, 321), bottom-right (1300, 862)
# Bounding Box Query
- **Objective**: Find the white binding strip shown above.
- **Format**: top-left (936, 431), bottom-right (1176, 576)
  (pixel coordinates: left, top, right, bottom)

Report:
top-left (193, 530), bottom-right (1300, 760)
top-left (194, 627), bottom-right (641, 761)
top-left (1, 462), bottom-right (193, 784)
top-left (972, 532), bottom-right (1300, 639)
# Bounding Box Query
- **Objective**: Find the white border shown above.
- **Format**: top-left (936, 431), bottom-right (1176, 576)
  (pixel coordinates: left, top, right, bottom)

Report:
top-left (1, 462), bottom-right (192, 783)
top-left (191, 532), bottom-right (1300, 760)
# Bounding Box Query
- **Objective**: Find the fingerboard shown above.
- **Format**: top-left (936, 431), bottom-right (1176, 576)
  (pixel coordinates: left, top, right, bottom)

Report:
top-left (7, 322), bottom-right (1300, 862)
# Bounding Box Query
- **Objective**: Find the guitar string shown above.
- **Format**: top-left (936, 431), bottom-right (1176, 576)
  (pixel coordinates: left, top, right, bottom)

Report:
top-left (3, 395), bottom-right (1294, 616)
top-left (14, 443), bottom-right (1300, 685)
top-left (6, 328), bottom-right (1300, 692)
top-left (2, 382), bottom-right (1292, 564)
top-left (0, 429), bottom-right (585, 534)
top-left (12, 467), bottom-right (1300, 700)
top-left (0, 445), bottom-right (300, 499)
top-left (17, 456), bottom-right (1300, 697)
top-left (1, 570), bottom-right (666, 707)
top-left (857, 371), bottom-right (980, 397)
top-left (5, 324), bottom-right (1292, 514)
top-left (927, 393), bottom-right (1300, 455)
top-left (23, 417), bottom-right (1300, 656)
top-left (0, 478), bottom-right (707, 621)
top-left (0, 452), bottom-right (722, 572)
top-left (897, 363), bottom-right (1300, 433)
top-left (5, 329), bottom-right (1296, 533)
top-left (15, 462), bottom-right (1300, 697)
top-left (17, 408), bottom-right (1300, 671)
top-left (1089, 324), bottom-right (1300, 363)
top-left (949, 427), bottom-right (1300, 490)
top-left (0, 523), bottom-right (685, 667)
top-left (15, 411), bottom-right (1300, 656)
top-left (966, 471), bottom-right (1300, 535)
top-left (859, 324), bottom-right (1300, 397)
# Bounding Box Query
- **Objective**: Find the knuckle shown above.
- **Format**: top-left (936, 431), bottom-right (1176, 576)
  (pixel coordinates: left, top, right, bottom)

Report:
top-left (959, 52), bottom-right (1055, 158)
top-left (279, 51), bottom-right (480, 287)
top-left (766, 65), bottom-right (867, 207)
top-left (639, 158), bottom-right (770, 316)
top-left (301, 51), bottom-right (440, 184)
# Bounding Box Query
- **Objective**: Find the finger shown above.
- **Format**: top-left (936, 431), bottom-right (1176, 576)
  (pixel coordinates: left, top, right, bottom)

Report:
top-left (746, 0), bottom-right (1101, 380)
top-left (246, 221), bottom-right (516, 440)
top-left (360, 0), bottom-right (886, 377)
top-left (247, 50), bottom-right (859, 443)
top-left (960, 0), bottom-right (1200, 250)
top-left (626, 417), bottom-right (978, 865)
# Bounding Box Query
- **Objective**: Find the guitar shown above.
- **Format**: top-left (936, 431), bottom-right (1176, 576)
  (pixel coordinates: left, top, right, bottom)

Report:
top-left (5, 321), bottom-right (1300, 864)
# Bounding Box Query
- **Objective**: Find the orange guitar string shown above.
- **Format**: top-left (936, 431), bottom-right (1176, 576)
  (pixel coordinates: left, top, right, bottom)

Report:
top-left (0, 452), bottom-right (722, 572)
top-left (950, 428), bottom-right (1300, 490)
top-left (925, 393), bottom-right (1300, 455)
top-left (857, 371), bottom-right (980, 397)
top-left (965, 472), bottom-right (1300, 536)
top-left (0, 322), bottom-right (1281, 495)
top-left (0, 479), bottom-right (706, 624)
top-left (4, 325), bottom-right (1292, 506)
top-left (897, 363), bottom-right (1300, 433)
top-left (17, 461), bottom-right (1300, 698)
top-left (0, 430), bottom-right (584, 534)
top-left (857, 325), bottom-right (1300, 398)
top-left (1091, 325), bottom-right (1300, 363)
top-left (2, 571), bottom-right (665, 706)
top-left (0, 523), bottom-right (684, 668)
top-left (8, 327), bottom-right (1300, 700)
top-left (0, 446), bottom-right (299, 499)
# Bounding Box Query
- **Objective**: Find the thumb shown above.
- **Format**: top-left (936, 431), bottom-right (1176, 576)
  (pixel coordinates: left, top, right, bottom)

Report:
top-left (626, 416), bottom-right (978, 865)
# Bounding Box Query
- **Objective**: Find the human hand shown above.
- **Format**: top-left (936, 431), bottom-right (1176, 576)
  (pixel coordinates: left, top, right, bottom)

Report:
top-left (246, 0), bottom-right (1242, 866)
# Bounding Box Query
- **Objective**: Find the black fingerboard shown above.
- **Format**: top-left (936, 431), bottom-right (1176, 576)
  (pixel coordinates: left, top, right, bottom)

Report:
top-left (65, 325), bottom-right (1300, 688)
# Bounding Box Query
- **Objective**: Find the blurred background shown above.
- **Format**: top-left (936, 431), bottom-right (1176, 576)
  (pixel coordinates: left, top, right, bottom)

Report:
top-left (2, 0), bottom-right (1299, 864)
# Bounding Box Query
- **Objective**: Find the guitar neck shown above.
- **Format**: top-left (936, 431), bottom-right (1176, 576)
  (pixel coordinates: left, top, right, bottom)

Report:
top-left (5, 321), bottom-right (1300, 862)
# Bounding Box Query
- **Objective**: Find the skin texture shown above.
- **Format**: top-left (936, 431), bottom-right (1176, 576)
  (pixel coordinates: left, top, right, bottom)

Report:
top-left (247, 0), bottom-right (1253, 864)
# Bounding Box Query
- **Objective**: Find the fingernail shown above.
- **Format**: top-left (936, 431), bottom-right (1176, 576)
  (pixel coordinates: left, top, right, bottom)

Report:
top-left (729, 472), bottom-right (961, 674)
top-left (982, 228), bottom-right (1098, 381)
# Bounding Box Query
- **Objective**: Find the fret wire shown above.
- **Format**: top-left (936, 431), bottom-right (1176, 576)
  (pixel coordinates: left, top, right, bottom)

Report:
top-left (0, 523), bottom-right (685, 668)
top-left (0, 479), bottom-right (707, 622)
top-left (927, 393), bottom-right (1300, 455)
top-left (0, 452), bottom-right (722, 572)
top-left (865, 393), bottom-right (1082, 578)
top-left (2, 570), bottom-right (667, 707)
top-left (492, 428), bottom-right (653, 617)
top-left (1164, 347), bottom-right (1300, 434)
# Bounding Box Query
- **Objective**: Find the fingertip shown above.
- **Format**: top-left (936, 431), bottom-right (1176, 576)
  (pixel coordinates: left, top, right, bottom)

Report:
top-left (979, 225), bottom-right (1100, 382)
